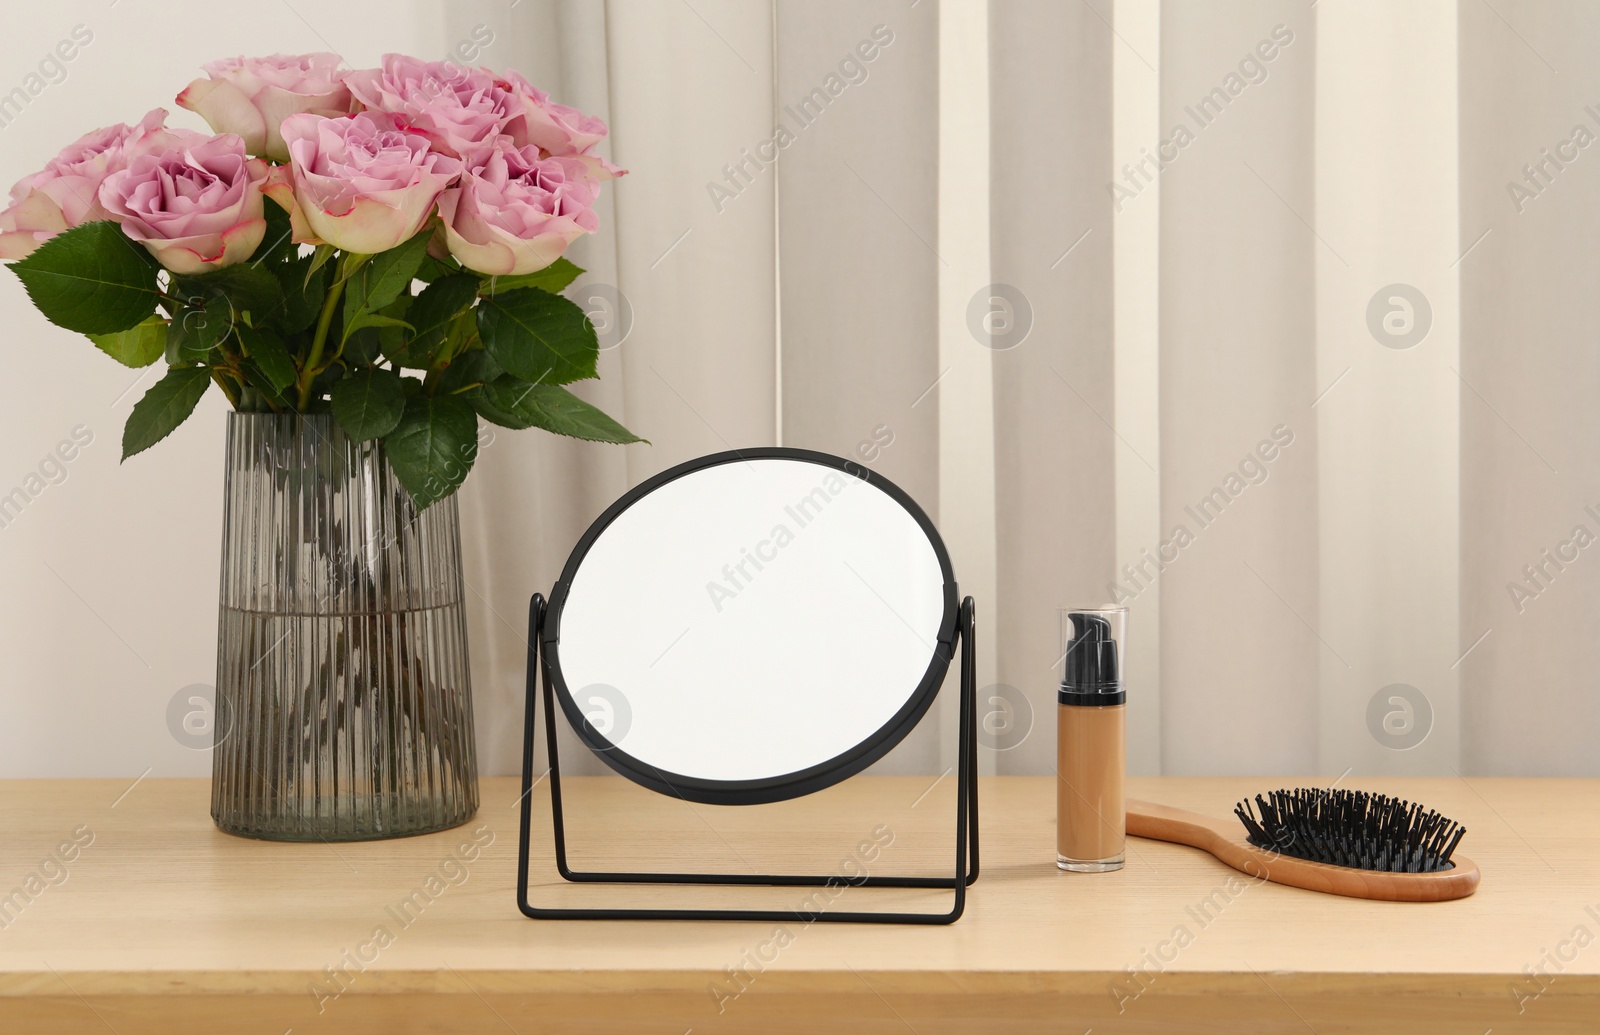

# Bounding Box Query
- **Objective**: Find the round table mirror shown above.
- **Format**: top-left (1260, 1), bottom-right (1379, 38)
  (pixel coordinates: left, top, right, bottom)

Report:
top-left (544, 448), bottom-right (957, 805)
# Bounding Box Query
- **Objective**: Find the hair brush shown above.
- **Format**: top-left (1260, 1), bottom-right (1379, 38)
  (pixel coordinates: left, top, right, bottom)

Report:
top-left (1126, 787), bottom-right (1479, 901)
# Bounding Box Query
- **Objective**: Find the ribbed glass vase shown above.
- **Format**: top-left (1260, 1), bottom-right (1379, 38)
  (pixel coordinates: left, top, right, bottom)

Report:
top-left (211, 413), bottom-right (478, 840)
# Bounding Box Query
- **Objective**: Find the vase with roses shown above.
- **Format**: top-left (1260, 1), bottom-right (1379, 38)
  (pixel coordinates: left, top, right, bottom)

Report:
top-left (1, 52), bottom-right (639, 840)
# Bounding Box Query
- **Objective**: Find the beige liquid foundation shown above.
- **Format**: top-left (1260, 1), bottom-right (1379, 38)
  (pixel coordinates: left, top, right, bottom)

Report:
top-left (1056, 607), bottom-right (1127, 872)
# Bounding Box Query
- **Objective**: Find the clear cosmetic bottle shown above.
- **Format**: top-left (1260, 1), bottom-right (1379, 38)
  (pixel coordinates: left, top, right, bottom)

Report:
top-left (1056, 607), bottom-right (1127, 872)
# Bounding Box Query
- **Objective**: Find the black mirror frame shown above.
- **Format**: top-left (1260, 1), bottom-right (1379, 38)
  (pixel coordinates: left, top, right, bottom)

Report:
top-left (541, 447), bottom-right (959, 805)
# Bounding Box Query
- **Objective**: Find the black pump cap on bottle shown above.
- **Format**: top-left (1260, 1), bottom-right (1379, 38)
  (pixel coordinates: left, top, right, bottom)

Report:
top-left (1059, 611), bottom-right (1124, 706)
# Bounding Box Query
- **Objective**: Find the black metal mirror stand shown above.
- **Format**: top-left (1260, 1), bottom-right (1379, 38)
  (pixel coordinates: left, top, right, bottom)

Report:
top-left (515, 593), bottom-right (980, 924)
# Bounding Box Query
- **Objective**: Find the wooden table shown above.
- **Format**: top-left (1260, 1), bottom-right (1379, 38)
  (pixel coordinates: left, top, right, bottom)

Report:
top-left (0, 775), bottom-right (1595, 1033)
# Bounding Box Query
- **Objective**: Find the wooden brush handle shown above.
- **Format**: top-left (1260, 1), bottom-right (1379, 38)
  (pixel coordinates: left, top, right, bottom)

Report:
top-left (1126, 798), bottom-right (1480, 902)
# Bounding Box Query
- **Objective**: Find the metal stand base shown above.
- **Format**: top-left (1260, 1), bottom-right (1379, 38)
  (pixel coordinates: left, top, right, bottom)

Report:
top-left (516, 594), bottom-right (980, 924)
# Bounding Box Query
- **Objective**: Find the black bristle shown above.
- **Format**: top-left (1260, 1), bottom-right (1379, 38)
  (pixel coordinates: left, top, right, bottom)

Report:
top-left (1232, 788), bottom-right (1466, 873)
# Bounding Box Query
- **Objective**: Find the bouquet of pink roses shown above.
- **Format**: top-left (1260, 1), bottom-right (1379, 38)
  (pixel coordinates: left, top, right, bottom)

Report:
top-left (0, 53), bottom-right (638, 507)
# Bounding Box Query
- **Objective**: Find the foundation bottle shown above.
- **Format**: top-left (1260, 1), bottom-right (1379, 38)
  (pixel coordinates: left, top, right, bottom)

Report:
top-left (1056, 607), bottom-right (1127, 872)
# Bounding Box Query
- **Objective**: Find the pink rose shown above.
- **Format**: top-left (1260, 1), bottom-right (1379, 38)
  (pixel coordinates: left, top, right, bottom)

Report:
top-left (123, 119), bottom-right (212, 162)
top-left (98, 133), bottom-right (269, 274)
top-left (437, 144), bottom-right (598, 276)
top-left (0, 109), bottom-right (178, 259)
top-left (492, 70), bottom-right (624, 181)
top-left (491, 70), bottom-right (603, 152)
top-left (0, 186), bottom-right (67, 260)
top-left (343, 54), bottom-right (509, 161)
top-left (178, 53), bottom-right (354, 163)
top-left (267, 111), bottom-right (462, 254)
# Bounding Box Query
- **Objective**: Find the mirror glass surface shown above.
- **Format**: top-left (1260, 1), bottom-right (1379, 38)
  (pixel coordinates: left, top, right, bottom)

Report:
top-left (550, 452), bottom-right (953, 802)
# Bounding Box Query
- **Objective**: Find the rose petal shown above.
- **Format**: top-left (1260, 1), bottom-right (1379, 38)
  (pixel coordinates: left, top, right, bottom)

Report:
top-left (123, 217), bottom-right (264, 275)
top-left (177, 78), bottom-right (269, 158)
top-left (298, 192), bottom-right (429, 255)
top-left (262, 165), bottom-right (321, 245)
top-left (0, 229), bottom-right (53, 260)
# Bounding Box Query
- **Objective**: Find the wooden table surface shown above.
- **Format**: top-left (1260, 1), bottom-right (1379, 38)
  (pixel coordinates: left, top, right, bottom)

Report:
top-left (0, 774), bottom-right (1595, 1034)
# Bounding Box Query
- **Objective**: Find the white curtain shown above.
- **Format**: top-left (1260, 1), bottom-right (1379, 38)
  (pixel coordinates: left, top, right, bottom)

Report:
top-left (991, 0), bottom-right (1598, 778)
top-left (1458, 1), bottom-right (1600, 773)
top-left (455, 0), bottom-right (1599, 780)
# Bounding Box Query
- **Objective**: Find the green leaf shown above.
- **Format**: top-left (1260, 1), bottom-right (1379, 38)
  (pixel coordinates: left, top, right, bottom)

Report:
top-left (438, 349), bottom-right (502, 395)
top-left (341, 230), bottom-right (431, 340)
top-left (481, 257), bottom-right (584, 297)
top-left (237, 359), bottom-right (292, 411)
top-left (445, 308), bottom-right (477, 352)
top-left (341, 294), bottom-right (408, 366)
top-left (252, 201), bottom-right (297, 265)
top-left (174, 264), bottom-right (281, 315)
top-left (467, 382), bottom-right (530, 429)
top-left (330, 366), bottom-right (407, 441)
top-left (11, 221), bottom-right (160, 334)
top-left (363, 232), bottom-right (433, 307)
top-left (382, 394), bottom-right (479, 509)
top-left (122, 366), bottom-right (211, 460)
top-left (305, 244), bottom-right (336, 286)
top-left (415, 254), bottom-right (463, 283)
top-left (342, 328), bottom-right (384, 368)
top-left (392, 273), bottom-right (479, 368)
top-left (88, 317), bottom-right (166, 368)
top-left (237, 325), bottom-right (296, 391)
top-left (166, 296), bottom-right (234, 363)
top-left (271, 256), bottom-right (327, 333)
top-left (344, 312), bottom-right (413, 339)
top-left (475, 287), bottom-right (597, 385)
top-left (476, 378), bottom-right (644, 443)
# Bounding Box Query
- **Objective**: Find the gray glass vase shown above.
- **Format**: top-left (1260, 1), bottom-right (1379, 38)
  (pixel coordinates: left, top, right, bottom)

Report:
top-left (210, 413), bottom-right (478, 840)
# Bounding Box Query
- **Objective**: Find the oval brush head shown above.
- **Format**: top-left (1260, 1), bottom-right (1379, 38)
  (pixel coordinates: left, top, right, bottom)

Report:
top-left (1125, 792), bottom-right (1480, 900)
top-left (1234, 788), bottom-right (1467, 874)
